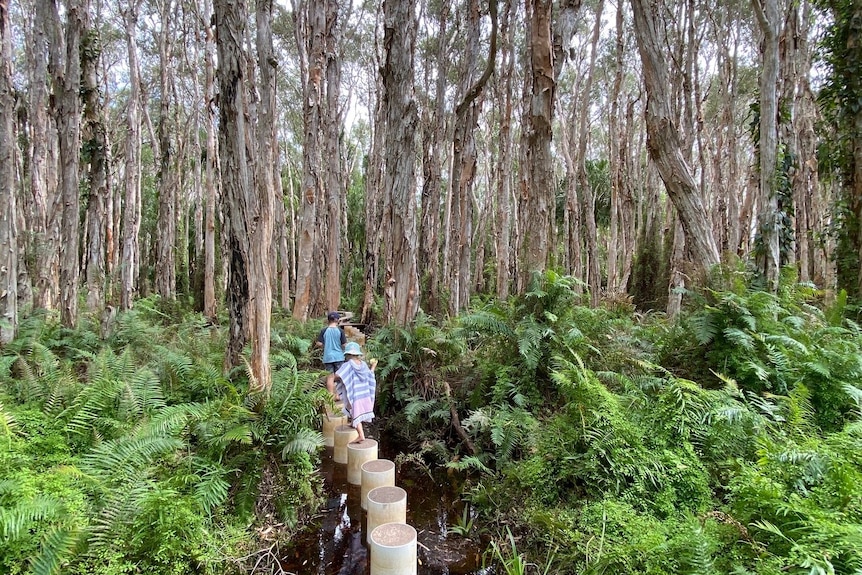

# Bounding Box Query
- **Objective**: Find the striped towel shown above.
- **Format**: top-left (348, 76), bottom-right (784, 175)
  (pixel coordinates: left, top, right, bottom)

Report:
top-left (335, 359), bottom-right (376, 427)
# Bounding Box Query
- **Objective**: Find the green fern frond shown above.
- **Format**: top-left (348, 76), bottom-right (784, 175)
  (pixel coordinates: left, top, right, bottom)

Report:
top-left (281, 427), bottom-right (323, 459)
top-left (446, 455), bottom-right (492, 474)
top-left (764, 334), bottom-right (808, 355)
top-left (516, 320), bottom-right (544, 371)
top-left (30, 526), bottom-right (83, 575)
top-left (723, 327), bottom-right (754, 350)
top-left (689, 313), bottom-right (719, 346)
top-left (0, 495), bottom-right (63, 541)
top-left (88, 479), bottom-right (153, 548)
top-left (458, 310), bottom-right (515, 339)
top-left (403, 397), bottom-right (440, 424)
top-left (80, 435), bottom-right (184, 482)
top-left (192, 465), bottom-right (230, 514)
top-left (215, 424), bottom-right (254, 447)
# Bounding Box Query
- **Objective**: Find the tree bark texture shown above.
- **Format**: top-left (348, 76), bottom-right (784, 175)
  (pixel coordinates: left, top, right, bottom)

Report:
top-left (155, 2), bottom-right (176, 300)
top-left (494, 0), bottom-right (515, 301)
top-left (323, 0), bottom-right (343, 313)
top-left (252, 0), bottom-right (276, 392)
top-left (630, 0), bottom-right (720, 274)
top-left (292, 0), bottom-right (325, 321)
top-left (752, 0), bottom-right (782, 290)
top-left (27, 2), bottom-right (59, 311)
top-left (81, 20), bottom-right (109, 313)
top-left (381, 0), bottom-right (419, 325)
top-left (418, 1), bottom-right (449, 315)
top-left (215, 0), bottom-right (252, 372)
top-left (0, 0), bottom-right (17, 343)
top-left (120, 3), bottom-right (142, 311)
top-left (517, 0), bottom-right (555, 292)
top-left (50, 0), bottom-right (86, 328)
top-left (448, 0), bottom-right (497, 314)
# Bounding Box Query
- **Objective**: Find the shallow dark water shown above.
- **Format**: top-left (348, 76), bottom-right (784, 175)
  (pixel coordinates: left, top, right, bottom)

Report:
top-left (279, 426), bottom-right (488, 575)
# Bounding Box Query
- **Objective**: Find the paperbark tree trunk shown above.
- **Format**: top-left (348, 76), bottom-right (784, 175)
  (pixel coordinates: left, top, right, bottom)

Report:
top-left (323, 0), bottom-right (343, 313)
top-left (0, 0), bottom-right (17, 343)
top-left (215, 0), bottom-right (253, 372)
top-left (120, 2), bottom-right (142, 310)
top-left (49, 0), bottom-right (86, 328)
top-left (381, 0), bottom-right (419, 325)
top-left (203, 5), bottom-right (218, 320)
top-left (82, 20), bottom-right (109, 313)
top-left (494, 0), bottom-right (515, 301)
top-left (28, 2), bottom-right (58, 311)
top-left (418, 1), bottom-right (449, 314)
top-left (251, 0), bottom-right (276, 392)
top-left (630, 0), bottom-right (720, 274)
top-left (517, 0), bottom-right (555, 292)
top-left (155, 2), bottom-right (176, 299)
top-left (752, 0), bottom-right (782, 290)
top-left (448, 0), bottom-right (497, 314)
top-left (292, 0), bottom-right (325, 321)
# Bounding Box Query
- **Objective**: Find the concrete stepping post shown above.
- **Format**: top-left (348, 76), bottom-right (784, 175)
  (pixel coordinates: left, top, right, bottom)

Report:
top-left (333, 425), bottom-right (358, 464)
top-left (347, 438), bottom-right (378, 485)
top-left (369, 523), bottom-right (417, 575)
top-left (360, 459), bottom-right (395, 510)
top-left (322, 412), bottom-right (347, 447)
top-left (366, 485), bottom-right (407, 537)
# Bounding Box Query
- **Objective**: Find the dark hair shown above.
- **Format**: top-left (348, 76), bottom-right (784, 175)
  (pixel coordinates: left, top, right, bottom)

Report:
top-left (327, 311), bottom-right (340, 322)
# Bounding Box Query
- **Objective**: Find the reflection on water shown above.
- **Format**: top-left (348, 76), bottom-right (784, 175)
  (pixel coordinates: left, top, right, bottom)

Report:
top-left (279, 431), bottom-right (487, 575)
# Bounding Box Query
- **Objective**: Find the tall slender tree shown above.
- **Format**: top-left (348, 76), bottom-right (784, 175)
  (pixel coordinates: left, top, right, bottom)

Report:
top-left (752, 0), bottom-right (783, 290)
top-left (292, 0), bottom-right (325, 321)
top-left (517, 0), bottom-right (556, 292)
top-left (0, 0), bottom-right (17, 343)
top-left (154, 0), bottom-right (177, 299)
top-left (630, 0), bottom-right (720, 278)
top-left (381, 0), bottom-right (419, 325)
top-left (82, 9), bottom-right (109, 313)
top-left (448, 0), bottom-right (498, 314)
top-left (50, 0), bottom-right (87, 328)
top-left (120, 1), bottom-right (143, 310)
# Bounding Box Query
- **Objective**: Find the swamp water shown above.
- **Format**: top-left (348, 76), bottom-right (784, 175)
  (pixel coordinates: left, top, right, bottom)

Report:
top-left (279, 428), bottom-right (489, 574)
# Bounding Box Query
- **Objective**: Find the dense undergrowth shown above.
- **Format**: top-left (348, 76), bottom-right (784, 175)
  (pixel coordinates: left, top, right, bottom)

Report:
top-left (0, 300), bottom-right (326, 575)
top-left (373, 268), bottom-right (862, 575)
top-left (2, 266), bottom-right (861, 575)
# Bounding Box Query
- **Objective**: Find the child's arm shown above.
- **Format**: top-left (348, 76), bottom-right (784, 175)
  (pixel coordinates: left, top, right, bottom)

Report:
top-left (368, 358), bottom-right (378, 372)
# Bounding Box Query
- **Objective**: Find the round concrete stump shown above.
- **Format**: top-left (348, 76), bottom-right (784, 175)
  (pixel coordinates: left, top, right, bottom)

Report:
top-left (347, 438), bottom-right (378, 485)
top-left (333, 425), bottom-right (358, 464)
top-left (361, 459), bottom-right (395, 510)
top-left (322, 412), bottom-right (347, 447)
top-left (369, 523), bottom-right (417, 575)
top-left (366, 485), bottom-right (407, 537)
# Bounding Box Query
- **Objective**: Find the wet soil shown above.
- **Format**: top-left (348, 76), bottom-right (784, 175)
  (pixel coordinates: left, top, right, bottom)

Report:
top-left (279, 422), bottom-right (487, 575)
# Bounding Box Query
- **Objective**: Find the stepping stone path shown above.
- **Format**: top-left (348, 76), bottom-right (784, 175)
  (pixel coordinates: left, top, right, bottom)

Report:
top-left (320, 317), bottom-right (418, 575)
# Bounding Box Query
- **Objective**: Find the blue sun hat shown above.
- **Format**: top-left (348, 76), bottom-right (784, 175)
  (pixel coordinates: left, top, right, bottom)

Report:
top-left (344, 341), bottom-right (363, 357)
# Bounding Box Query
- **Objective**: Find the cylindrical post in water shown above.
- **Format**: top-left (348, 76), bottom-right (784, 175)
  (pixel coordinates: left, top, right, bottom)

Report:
top-left (333, 425), bottom-right (358, 464)
top-left (366, 485), bottom-right (407, 536)
top-left (347, 438), bottom-right (378, 485)
top-left (369, 523), bottom-right (417, 575)
top-left (361, 459), bottom-right (395, 510)
top-left (322, 412), bottom-right (346, 447)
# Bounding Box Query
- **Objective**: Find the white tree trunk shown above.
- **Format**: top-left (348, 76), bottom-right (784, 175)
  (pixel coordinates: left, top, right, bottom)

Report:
top-left (0, 0), bottom-right (17, 343)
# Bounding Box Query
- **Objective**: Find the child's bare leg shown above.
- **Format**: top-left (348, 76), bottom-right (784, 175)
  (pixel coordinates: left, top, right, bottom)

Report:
top-left (354, 423), bottom-right (365, 442)
top-left (326, 373), bottom-right (338, 400)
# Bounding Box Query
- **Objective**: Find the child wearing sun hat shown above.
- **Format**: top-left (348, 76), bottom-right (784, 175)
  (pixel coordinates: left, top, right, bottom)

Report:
top-left (333, 341), bottom-right (376, 443)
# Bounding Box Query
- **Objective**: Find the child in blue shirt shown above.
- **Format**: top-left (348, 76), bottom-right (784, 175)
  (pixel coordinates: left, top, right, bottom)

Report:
top-left (315, 311), bottom-right (346, 400)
